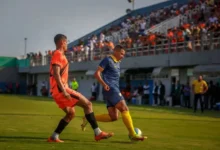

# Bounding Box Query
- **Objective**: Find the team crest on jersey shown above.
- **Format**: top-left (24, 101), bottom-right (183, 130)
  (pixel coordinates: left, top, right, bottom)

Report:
top-left (119, 93), bottom-right (122, 96)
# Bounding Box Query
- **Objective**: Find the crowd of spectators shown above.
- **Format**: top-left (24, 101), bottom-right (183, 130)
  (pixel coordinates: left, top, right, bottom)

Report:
top-left (28, 0), bottom-right (220, 66)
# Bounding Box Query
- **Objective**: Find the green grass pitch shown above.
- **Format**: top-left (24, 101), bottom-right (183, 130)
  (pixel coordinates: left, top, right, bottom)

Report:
top-left (0, 95), bottom-right (220, 150)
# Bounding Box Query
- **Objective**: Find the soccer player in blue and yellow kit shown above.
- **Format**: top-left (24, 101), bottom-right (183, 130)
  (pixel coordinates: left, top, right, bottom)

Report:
top-left (81, 45), bottom-right (147, 141)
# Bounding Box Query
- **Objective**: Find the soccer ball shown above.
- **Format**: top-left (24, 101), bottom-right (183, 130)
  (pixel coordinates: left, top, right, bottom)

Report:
top-left (129, 128), bottom-right (142, 141)
top-left (134, 128), bottom-right (142, 135)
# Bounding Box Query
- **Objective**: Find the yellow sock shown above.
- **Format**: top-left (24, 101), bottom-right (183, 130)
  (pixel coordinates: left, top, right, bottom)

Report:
top-left (121, 111), bottom-right (136, 136)
top-left (95, 114), bottom-right (112, 122)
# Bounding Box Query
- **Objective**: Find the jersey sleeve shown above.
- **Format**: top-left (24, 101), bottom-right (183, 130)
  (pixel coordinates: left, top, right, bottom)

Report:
top-left (99, 57), bottom-right (109, 70)
top-left (51, 51), bottom-right (62, 67)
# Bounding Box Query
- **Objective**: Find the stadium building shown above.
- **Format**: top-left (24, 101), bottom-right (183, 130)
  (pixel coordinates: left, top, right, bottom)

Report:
top-left (2, 0), bottom-right (220, 107)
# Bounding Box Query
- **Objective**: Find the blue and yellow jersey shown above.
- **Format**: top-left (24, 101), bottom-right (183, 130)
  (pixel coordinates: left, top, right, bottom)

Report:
top-left (99, 55), bottom-right (120, 91)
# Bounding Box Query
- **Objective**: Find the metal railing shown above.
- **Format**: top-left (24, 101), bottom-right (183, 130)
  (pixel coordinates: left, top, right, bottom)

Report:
top-left (30, 32), bottom-right (220, 67)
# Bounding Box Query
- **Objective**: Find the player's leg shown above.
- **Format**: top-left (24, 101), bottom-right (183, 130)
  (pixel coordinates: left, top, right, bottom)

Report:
top-left (81, 105), bottom-right (118, 132)
top-left (115, 100), bottom-right (146, 141)
top-left (114, 100), bottom-right (135, 135)
top-left (92, 106), bottom-right (119, 122)
top-left (73, 90), bottom-right (113, 141)
top-left (81, 93), bottom-right (118, 126)
top-left (48, 106), bottom-right (75, 142)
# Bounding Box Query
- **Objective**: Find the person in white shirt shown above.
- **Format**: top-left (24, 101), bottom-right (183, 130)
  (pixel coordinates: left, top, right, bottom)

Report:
top-left (121, 29), bottom-right (129, 39)
top-left (89, 38), bottom-right (94, 60)
top-left (173, 3), bottom-right (178, 10)
top-left (84, 45), bottom-right (90, 61)
top-left (142, 82), bottom-right (150, 105)
top-left (209, 15), bottom-right (218, 24)
top-left (100, 33), bottom-right (105, 43)
top-left (139, 19), bottom-right (146, 35)
top-left (91, 83), bottom-right (97, 100)
top-left (200, 1), bottom-right (206, 11)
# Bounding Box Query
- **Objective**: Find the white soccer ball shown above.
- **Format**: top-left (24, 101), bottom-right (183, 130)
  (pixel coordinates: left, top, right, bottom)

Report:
top-left (129, 127), bottom-right (142, 141)
top-left (134, 128), bottom-right (142, 136)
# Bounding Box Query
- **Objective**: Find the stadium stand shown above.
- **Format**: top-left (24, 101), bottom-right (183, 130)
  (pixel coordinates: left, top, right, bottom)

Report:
top-left (16, 0), bottom-right (220, 109)
top-left (26, 0), bottom-right (220, 66)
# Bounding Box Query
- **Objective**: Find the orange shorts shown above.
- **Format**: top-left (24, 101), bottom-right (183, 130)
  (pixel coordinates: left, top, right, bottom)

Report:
top-left (52, 87), bottom-right (81, 109)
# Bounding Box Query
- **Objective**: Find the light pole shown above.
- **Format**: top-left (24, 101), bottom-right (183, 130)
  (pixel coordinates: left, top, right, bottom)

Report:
top-left (24, 37), bottom-right (27, 57)
top-left (132, 0), bottom-right (135, 10)
top-left (127, 0), bottom-right (135, 11)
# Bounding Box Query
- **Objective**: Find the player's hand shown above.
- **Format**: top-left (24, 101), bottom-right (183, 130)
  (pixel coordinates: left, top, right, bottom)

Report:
top-left (63, 91), bottom-right (71, 100)
top-left (104, 84), bottom-right (110, 91)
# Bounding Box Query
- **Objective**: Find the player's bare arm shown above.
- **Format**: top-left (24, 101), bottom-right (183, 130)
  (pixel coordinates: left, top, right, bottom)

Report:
top-left (52, 64), bottom-right (71, 99)
top-left (94, 67), bottom-right (110, 91)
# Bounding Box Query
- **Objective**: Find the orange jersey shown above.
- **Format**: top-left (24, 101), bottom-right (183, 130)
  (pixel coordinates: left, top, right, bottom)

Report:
top-left (49, 50), bottom-right (69, 94)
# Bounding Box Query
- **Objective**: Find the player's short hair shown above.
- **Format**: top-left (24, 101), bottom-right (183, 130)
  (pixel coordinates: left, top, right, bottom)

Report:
top-left (114, 45), bottom-right (125, 51)
top-left (54, 34), bottom-right (67, 44)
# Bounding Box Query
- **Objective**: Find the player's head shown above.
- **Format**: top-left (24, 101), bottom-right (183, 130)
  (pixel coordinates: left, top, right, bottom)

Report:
top-left (113, 45), bottom-right (125, 61)
top-left (54, 34), bottom-right (67, 51)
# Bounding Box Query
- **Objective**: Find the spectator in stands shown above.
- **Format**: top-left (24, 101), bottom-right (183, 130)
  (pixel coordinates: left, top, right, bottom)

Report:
top-left (104, 40), bottom-right (115, 54)
top-left (29, 0), bottom-right (220, 65)
top-left (100, 32), bottom-right (105, 43)
top-left (209, 13), bottom-right (219, 24)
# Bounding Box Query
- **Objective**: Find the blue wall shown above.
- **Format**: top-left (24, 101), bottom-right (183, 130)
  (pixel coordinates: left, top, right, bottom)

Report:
top-left (0, 82), bottom-right (27, 95)
top-left (68, 0), bottom-right (189, 48)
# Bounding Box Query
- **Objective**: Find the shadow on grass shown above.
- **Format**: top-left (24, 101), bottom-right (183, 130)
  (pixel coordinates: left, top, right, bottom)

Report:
top-left (110, 140), bottom-right (134, 144)
top-left (0, 113), bottom-right (61, 117)
top-left (0, 135), bottom-right (80, 143)
top-left (0, 113), bottom-right (219, 122)
top-left (0, 135), bottom-right (46, 140)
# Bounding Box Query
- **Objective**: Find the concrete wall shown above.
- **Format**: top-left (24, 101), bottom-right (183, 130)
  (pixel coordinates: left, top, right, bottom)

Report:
top-left (20, 50), bottom-right (220, 74)
top-left (37, 73), bottom-right (49, 96)
top-left (36, 72), bottom-right (100, 99)
top-left (0, 67), bottom-right (19, 82)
